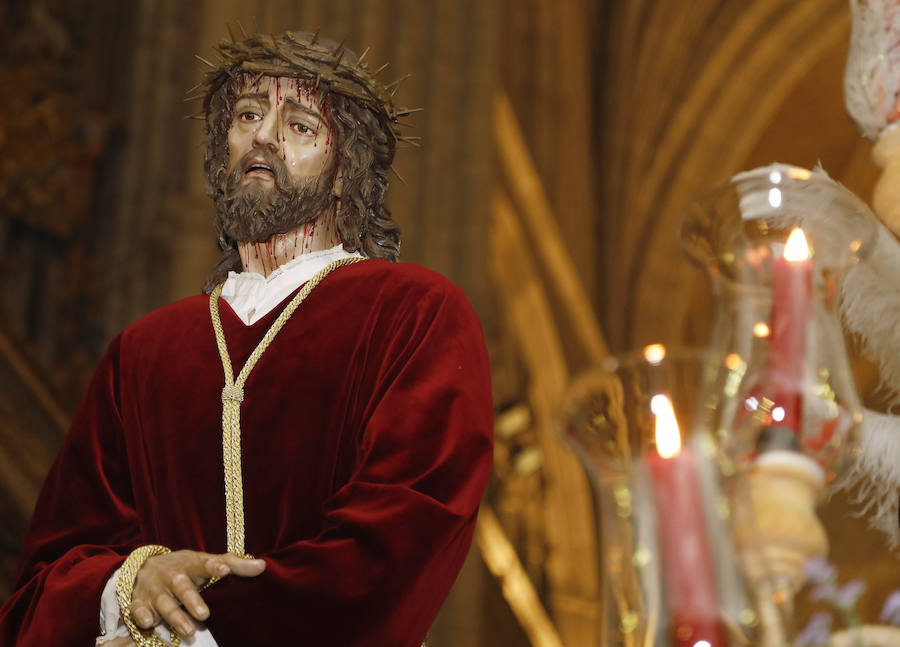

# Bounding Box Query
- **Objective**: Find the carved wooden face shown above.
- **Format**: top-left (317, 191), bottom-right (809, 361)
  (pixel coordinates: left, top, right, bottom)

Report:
top-left (226, 76), bottom-right (335, 192)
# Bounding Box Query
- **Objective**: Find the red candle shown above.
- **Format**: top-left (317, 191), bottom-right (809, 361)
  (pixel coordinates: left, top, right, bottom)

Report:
top-left (768, 227), bottom-right (813, 429)
top-left (646, 395), bottom-right (726, 647)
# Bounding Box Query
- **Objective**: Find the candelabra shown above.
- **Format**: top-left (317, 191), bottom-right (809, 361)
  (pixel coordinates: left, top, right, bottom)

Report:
top-left (561, 164), bottom-right (878, 646)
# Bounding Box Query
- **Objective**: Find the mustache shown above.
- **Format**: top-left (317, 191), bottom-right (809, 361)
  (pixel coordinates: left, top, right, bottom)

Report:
top-left (225, 147), bottom-right (299, 193)
top-left (213, 146), bottom-right (338, 246)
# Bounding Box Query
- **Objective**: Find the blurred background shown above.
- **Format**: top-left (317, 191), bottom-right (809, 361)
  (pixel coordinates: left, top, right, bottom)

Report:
top-left (1, 0), bottom-right (898, 645)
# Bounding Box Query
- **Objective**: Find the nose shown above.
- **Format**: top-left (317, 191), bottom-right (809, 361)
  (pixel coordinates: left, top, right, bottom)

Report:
top-left (252, 109), bottom-right (279, 153)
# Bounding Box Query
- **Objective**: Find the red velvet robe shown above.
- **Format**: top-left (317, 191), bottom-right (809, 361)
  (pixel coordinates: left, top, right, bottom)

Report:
top-left (0, 260), bottom-right (493, 646)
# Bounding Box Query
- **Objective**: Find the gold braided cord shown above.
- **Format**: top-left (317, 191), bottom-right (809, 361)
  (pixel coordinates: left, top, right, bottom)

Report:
top-left (208, 257), bottom-right (365, 556)
top-left (117, 545), bottom-right (181, 647)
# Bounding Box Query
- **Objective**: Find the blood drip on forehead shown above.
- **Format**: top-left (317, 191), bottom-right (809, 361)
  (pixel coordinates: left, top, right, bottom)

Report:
top-left (238, 75), bottom-right (335, 161)
top-left (236, 74), bottom-right (330, 114)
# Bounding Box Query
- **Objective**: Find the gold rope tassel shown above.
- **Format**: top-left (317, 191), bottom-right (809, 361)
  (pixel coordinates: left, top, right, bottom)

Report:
top-left (221, 383), bottom-right (245, 555)
top-left (209, 257), bottom-right (364, 555)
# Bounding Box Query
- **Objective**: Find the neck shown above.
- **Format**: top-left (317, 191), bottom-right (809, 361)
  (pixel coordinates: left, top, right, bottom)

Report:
top-left (237, 215), bottom-right (341, 277)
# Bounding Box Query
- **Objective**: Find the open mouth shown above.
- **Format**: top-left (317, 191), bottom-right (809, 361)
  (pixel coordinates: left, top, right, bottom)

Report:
top-left (244, 161), bottom-right (275, 180)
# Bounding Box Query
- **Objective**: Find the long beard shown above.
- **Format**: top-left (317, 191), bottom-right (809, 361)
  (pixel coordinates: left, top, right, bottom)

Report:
top-left (213, 147), bottom-right (337, 246)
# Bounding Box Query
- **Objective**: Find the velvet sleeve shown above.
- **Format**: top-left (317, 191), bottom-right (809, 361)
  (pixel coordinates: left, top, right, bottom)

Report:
top-left (0, 335), bottom-right (140, 647)
top-left (202, 280), bottom-right (494, 646)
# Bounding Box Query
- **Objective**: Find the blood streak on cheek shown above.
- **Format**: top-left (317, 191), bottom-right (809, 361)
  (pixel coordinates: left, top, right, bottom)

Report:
top-left (322, 96), bottom-right (334, 156)
top-left (276, 79), bottom-right (288, 160)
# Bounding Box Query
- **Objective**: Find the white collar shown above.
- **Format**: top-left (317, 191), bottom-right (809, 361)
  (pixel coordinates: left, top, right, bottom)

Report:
top-left (220, 244), bottom-right (363, 325)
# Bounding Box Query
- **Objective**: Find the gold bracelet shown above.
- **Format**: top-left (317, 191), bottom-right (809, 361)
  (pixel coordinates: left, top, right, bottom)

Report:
top-left (116, 545), bottom-right (181, 647)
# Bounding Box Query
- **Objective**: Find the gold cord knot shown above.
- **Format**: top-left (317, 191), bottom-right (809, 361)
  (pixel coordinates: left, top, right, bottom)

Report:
top-left (221, 384), bottom-right (244, 403)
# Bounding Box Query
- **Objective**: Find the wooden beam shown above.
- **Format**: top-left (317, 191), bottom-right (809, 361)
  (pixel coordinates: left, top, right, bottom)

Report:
top-left (0, 331), bottom-right (70, 433)
top-left (0, 331), bottom-right (69, 540)
top-left (490, 188), bottom-right (602, 645)
top-left (476, 505), bottom-right (565, 647)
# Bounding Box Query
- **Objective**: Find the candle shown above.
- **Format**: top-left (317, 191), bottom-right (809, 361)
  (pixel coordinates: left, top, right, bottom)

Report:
top-left (646, 394), bottom-right (726, 647)
top-left (768, 227), bottom-right (813, 431)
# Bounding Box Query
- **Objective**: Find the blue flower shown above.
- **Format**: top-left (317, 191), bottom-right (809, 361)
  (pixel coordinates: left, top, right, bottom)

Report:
top-left (809, 581), bottom-right (837, 604)
top-left (794, 612), bottom-right (832, 647)
top-left (803, 557), bottom-right (836, 585)
top-left (833, 580), bottom-right (866, 611)
top-left (880, 590), bottom-right (900, 625)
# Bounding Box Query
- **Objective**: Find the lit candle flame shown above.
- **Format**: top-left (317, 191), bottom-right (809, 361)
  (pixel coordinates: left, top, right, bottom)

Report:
top-left (753, 321), bottom-right (770, 338)
top-left (725, 352), bottom-right (743, 370)
top-left (643, 343), bottom-right (666, 365)
top-left (783, 227), bottom-right (810, 262)
top-left (786, 167), bottom-right (812, 180)
top-left (651, 394), bottom-right (681, 458)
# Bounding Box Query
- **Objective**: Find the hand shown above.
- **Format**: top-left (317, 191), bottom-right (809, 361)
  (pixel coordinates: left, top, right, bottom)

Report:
top-left (102, 638), bottom-right (135, 647)
top-left (129, 550), bottom-right (265, 637)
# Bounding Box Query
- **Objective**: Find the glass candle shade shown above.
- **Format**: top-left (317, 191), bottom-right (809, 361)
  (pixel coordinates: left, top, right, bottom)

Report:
top-left (679, 163), bottom-right (876, 481)
top-left (559, 347), bottom-right (763, 647)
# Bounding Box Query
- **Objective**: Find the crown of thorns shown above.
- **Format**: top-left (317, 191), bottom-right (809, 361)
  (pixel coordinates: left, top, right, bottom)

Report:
top-left (189, 27), bottom-right (420, 150)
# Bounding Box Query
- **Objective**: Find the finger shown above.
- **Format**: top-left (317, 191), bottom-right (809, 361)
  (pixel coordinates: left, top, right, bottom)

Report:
top-left (105, 636), bottom-right (137, 647)
top-left (169, 572), bottom-right (210, 621)
top-left (154, 591), bottom-right (197, 637)
top-left (221, 554), bottom-right (266, 576)
top-left (129, 599), bottom-right (159, 629)
top-left (201, 556), bottom-right (231, 580)
top-left (176, 551), bottom-right (228, 584)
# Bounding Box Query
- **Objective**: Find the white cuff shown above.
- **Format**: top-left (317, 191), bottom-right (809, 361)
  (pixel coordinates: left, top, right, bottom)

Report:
top-left (97, 568), bottom-right (219, 646)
